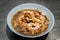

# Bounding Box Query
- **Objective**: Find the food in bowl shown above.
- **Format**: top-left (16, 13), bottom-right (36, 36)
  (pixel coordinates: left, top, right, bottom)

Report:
top-left (11, 9), bottom-right (49, 36)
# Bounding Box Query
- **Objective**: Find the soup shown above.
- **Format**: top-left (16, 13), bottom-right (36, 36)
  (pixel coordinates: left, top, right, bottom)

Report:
top-left (11, 9), bottom-right (49, 36)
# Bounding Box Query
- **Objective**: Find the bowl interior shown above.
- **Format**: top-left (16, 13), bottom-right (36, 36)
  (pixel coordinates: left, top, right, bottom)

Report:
top-left (7, 3), bottom-right (55, 38)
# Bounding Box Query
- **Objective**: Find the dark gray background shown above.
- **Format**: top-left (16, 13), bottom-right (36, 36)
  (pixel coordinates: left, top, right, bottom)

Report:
top-left (0, 0), bottom-right (60, 40)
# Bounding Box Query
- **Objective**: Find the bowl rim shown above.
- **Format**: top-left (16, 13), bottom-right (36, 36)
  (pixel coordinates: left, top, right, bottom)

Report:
top-left (7, 3), bottom-right (55, 38)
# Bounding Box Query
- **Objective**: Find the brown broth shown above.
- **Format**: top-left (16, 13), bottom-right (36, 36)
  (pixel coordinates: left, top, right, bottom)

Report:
top-left (11, 9), bottom-right (49, 36)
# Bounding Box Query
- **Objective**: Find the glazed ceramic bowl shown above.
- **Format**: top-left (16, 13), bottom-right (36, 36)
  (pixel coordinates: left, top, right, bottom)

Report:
top-left (7, 3), bottom-right (55, 38)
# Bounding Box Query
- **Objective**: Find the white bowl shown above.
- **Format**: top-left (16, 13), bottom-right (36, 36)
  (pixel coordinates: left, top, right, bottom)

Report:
top-left (7, 3), bottom-right (55, 38)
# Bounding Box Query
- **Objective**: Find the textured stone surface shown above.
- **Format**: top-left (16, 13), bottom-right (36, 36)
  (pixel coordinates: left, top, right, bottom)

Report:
top-left (0, 0), bottom-right (60, 40)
